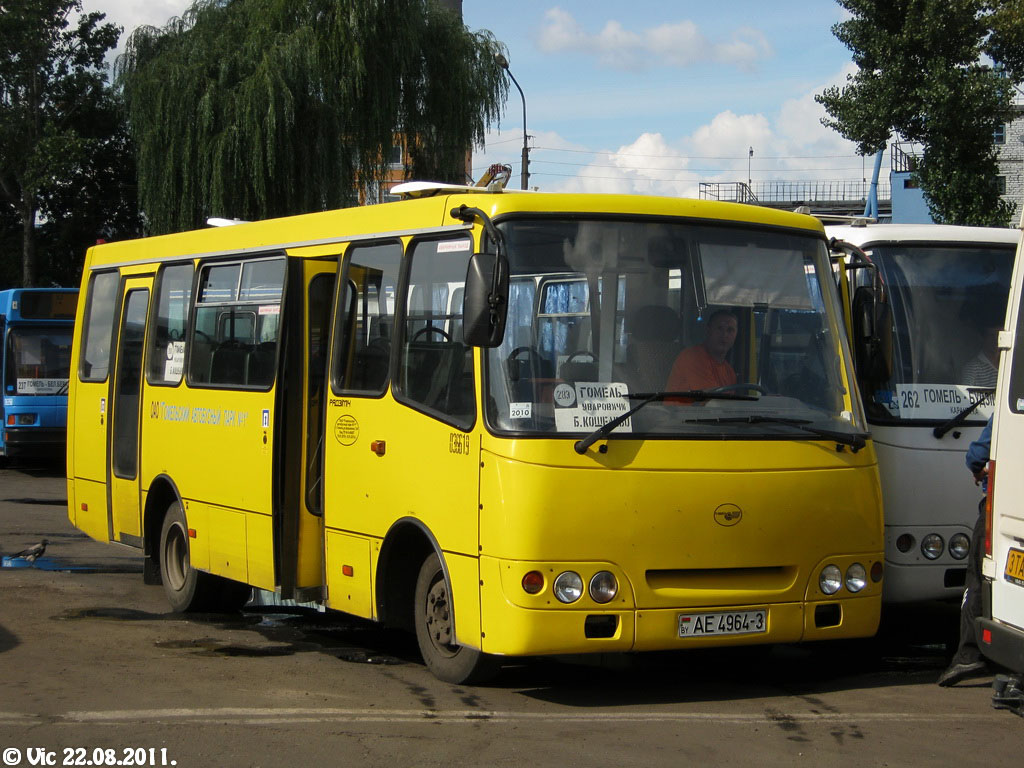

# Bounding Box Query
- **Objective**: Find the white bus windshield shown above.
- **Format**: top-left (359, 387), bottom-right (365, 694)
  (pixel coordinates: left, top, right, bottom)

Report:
top-left (485, 217), bottom-right (863, 441)
top-left (863, 243), bottom-right (1014, 424)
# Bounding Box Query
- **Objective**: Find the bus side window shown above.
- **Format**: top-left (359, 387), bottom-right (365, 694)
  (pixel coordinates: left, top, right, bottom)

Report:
top-left (147, 263), bottom-right (193, 386)
top-left (395, 237), bottom-right (474, 428)
top-left (332, 241), bottom-right (402, 395)
top-left (79, 271), bottom-right (120, 382)
top-left (188, 258), bottom-right (284, 388)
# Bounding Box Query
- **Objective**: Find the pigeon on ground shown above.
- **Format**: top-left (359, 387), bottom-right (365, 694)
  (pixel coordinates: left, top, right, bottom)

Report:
top-left (11, 539), bottom-right (48, 563)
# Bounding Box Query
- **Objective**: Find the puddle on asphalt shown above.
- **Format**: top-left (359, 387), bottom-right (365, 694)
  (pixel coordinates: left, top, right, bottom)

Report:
top-left (2, 556), bottom-right (97, 572)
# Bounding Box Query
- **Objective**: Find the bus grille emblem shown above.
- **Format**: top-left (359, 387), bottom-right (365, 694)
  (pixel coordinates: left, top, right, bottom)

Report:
top-left (714, 504), bottom-right (743, 527)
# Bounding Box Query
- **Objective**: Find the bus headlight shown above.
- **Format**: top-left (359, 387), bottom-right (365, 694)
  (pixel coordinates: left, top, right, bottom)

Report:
top-left (819, 565), bottom-right (842, 595)
top-left (921, 534), bottom-right (944, 560)
top-left (553, 571), bottom-right (583, 603)
top-left (588, 571), bottom-right (618, 603)
top-left (845, 563), bottom-right (867, 593)
top-left (948, 533), bottom-right (970, 561)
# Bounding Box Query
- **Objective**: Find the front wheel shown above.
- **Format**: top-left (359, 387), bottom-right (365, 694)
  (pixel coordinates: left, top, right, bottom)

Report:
top-left (413, 552), bottom-right (498, 684)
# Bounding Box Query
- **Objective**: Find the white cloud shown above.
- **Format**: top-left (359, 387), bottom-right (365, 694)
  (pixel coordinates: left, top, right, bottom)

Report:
top-left (537, 7), bottom-right (772, 72)
top-left (80, 0), bottom-right (189, 50)
top-left (474, 64), bottom-right (870, 197)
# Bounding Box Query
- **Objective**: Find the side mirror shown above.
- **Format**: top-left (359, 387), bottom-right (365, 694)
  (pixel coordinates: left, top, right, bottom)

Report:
top-left (463, 252), bottom-right (509, 348)
top-left (852, 285), bottom-right (893, 384)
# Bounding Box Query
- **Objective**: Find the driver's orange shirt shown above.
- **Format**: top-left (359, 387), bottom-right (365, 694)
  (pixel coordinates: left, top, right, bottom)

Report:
top-left (666, 343), bottom-right (737, 392)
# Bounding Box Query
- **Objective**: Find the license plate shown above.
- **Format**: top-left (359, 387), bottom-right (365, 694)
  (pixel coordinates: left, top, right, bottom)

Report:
top-left (678, 609), bottom-right (767, 638)
top-left (1005, 547), bottom-right (1024, 587)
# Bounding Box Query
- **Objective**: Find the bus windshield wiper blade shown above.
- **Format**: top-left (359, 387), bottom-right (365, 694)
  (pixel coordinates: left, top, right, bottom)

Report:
top-left (685, 415), bottom-right (868, 451)
top-left (573, 389), bottom-right (757, 455)
top-left (932, 388), bottom-right (994, 438)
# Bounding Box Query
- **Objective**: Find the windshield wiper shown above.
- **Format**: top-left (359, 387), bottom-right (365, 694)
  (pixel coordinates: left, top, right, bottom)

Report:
top-left (684, 414), bottom-right (868, 451)
top-left (573, 390), bottom-right (758, 455)
top-left (932, 388), bottom-right (994, 439)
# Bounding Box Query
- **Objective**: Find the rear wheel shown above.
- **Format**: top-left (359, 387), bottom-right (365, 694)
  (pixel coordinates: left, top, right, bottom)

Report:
top-left (158, 500), bottom-right (250, 613)
top-left (414, 552), bottom-right (498, 684)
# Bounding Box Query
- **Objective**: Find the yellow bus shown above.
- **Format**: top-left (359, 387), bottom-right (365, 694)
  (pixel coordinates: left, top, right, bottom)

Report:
top-left (66, 185), bottom-right (884, 683)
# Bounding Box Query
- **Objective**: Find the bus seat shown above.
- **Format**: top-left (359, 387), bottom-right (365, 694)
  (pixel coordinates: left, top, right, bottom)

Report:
top-left (558, 358), bottom-right (598, 383)
top-left (209, 340), bottom-right (250, 385)
top-left (247, 342), bottom-right (277, 386)
top-left (402, 340), bottom-right (466, 412)
top-left (622, 305), bottom-right (681, 392)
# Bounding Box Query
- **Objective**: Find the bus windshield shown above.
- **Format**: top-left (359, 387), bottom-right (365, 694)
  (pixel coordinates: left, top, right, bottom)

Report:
top-left (864, 243), bottom-right (1014, 424)
top-left (485, 217), bottom-right (861, 440)
top-left (3, 327), bottom-right (74, 396)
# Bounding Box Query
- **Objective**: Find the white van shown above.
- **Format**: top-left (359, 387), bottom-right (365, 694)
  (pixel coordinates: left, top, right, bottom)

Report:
top-left (978, 220), bottom-right (1024, 682)
top-left (827, 223), bottom-right (1019, 603)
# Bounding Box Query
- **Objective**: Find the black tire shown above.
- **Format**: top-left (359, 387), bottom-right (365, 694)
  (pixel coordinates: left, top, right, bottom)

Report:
top-left (413, 552), bottom-right (498, 684)
top-left (158, 501), bottom-right (251, 613)
top-left (159, 500), bottom-right (208, 612)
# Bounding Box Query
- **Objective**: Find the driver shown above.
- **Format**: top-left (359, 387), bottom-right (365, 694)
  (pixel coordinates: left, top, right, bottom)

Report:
top-left (666, 309), bottom-right (738, 392)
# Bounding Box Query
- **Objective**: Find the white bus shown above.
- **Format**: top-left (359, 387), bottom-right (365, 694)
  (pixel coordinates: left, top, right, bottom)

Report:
top-left (827, 223), bottom-right (1019, 603)
top-left (979, 219), bottom-right (1024, 689)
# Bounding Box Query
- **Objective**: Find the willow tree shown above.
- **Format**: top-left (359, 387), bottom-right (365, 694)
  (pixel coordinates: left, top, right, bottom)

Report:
top-left (117, 0), bottom-right (508, 234)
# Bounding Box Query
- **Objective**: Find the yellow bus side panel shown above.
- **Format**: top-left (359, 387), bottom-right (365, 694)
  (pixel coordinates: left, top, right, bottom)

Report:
top-left (183, 500), bottom-right (209, 572)
top-left (72, 384), bottom-right (109, 486)
top-left (446, 551), bottom-right (483, 652)
top-left (325, 531), bottom-right (372, 618)
top-left (245, 511), bottom-right (275, 591)
top-left (196, 504), bottom-right (248, 583)
top-left (111, 475), bottom-right (141, 541)
top-left (296, 510), bottom-right (325, 589)
top-left (71, 477), bottom-right (109, 543)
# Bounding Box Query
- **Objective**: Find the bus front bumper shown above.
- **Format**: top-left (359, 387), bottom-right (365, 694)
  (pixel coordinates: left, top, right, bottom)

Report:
top-left (2, 427), bottom-right (65, 457)
top-left (479, 598), bottom-right (881, 657)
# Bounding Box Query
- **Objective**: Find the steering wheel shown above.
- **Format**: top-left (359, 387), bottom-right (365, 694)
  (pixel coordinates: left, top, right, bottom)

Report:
top-left (411, 325), bottom-right (451, 342)
top-left (711, 382), bottom-right (768, 395)
top-left (506, 346), bottom-right (545, 380)
top-left (566, 350), bottom-right (596, 363)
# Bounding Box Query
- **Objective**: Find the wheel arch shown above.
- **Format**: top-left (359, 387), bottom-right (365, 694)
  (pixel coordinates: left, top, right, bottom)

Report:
top-left (375, 517), bottom-right (447, 631)
top-left (142, 474), bottom-right (184, 585)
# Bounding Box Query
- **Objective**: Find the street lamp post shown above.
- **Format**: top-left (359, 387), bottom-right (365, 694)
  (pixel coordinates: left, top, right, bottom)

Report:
top-left (496, 53), bottom-right (529, 190)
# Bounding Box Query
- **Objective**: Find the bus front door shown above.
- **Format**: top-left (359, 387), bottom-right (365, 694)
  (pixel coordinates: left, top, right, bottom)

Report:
top-left (108, 279), bottom-right (151, 545)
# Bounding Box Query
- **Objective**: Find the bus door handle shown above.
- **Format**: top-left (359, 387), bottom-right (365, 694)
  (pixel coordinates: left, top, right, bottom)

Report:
top-left (370, 440), bottom-right (386, 457)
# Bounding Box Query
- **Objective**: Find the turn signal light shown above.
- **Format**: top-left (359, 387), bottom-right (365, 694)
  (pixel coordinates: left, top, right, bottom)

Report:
top-left (521, 570), bottom-right (544, 594)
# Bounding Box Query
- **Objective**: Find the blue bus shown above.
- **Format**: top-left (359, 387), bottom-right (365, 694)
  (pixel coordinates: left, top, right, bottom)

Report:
top-left (0, 288), bottom-right (78, 459)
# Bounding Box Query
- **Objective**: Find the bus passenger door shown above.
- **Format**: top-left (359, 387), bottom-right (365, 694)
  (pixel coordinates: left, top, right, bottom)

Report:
top-left (108, 278), bottom-right (152, 544)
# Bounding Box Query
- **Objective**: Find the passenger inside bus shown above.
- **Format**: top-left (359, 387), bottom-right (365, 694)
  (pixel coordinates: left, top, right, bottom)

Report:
top-left (665, 309), bottom-right (738, 391)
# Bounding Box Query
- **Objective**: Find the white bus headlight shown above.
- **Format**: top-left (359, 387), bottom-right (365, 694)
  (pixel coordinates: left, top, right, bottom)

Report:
top-left (845, 563), bottom-right (867, 593)
top-left (589, 571), bottom-right (618, 604)
top-left (948, 533), bottom-right (970, 561)
top-left (921, 534), bottom-right (944, 560)
top-left (820, 565), bottom-right (842, 595)
top-left (553, 571), bottom-right (583, 603)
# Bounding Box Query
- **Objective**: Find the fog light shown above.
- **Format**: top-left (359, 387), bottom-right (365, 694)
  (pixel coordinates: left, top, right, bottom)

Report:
top-left (846, 563), bottom-right (867, 593)
top-left (553, 571), bottom-right (583, 603)
top-left (521, 570), bottom-right (544, 595)
top-left (820, 564), bottom-right (842, 595)
top-left (589, 571), bottom-right (618, 604)
top-left (895, 533), bottom-right (914, 553)
top-left (949, 533), bottom-right (970, 561)
top-left (921, 534), bottom-right (944, 560)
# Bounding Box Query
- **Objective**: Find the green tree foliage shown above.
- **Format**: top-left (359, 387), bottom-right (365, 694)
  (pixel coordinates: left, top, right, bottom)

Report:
top-left (118, 0), bottom-right (509, 235)
top-left (0, 0), bottom-right (131, 287)
top-left (816, 0), bottom-right (1022, 226)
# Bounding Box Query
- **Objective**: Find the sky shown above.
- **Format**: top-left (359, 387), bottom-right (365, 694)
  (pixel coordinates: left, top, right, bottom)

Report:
top-left (79, 0), bottom-right (877, 198)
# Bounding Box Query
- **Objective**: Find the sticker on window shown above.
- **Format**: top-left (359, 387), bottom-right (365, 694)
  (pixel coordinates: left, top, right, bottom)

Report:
top-left (258, 305), bottom-right (281, 315)
top-left (437, 240), bottom-right (471, 253)
top-left (553, 382), bottom-right (632, 433)
top-left (509, 402), bottom-right (533, 419)
top-left (164, 341), bottom-right (185, 380)
top-left (883, 384), bottom-right (994, 420)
